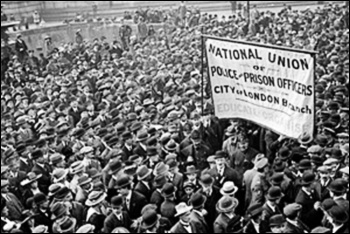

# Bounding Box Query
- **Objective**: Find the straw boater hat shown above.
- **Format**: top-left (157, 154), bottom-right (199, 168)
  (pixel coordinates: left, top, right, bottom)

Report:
top-left (216, 196), bottom-right (239, 213)
top-left (20, 172), bottom-right (42, 187)
top-left (86, 191), bottom-right (107, 207)
top-left (220, 181), bottom-right (238, 196)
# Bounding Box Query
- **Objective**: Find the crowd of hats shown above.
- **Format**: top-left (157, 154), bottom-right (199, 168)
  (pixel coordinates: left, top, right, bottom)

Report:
top-left (0, 2), bottom-right (349, 234)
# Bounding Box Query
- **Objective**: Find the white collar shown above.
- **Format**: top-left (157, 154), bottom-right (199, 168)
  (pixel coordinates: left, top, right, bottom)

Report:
top-left (302, 187), bottom-right (312, 196)
top-left (194, 210), bottom-right (203, 217)
top-left (333, 224), bottom-right (344, 233)
top-left (251, 220), bottom-right (260, 232)
top-left (126, 191), bottom-right (132, 201)
top-left (334, 195), bottom-right (346, 200)
top-left (266, 201), bottom-right (276, 212)
top-left (287, 218), bottom-right (298, 226)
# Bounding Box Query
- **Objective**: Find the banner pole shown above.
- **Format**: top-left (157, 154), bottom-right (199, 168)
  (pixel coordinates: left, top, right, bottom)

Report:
top-left (201, 35), bottom-right (205, 117)
top-left (313, 54), bottom-right (317, 138)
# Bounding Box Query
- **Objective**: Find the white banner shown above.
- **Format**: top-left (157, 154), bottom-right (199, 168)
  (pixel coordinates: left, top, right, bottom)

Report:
top-left (205, 37), bottom-right (315, 139)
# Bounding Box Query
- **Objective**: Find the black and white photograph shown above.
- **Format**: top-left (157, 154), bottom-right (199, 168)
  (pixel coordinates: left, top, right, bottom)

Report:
top-left (1, 1), bottom-right (349, 233)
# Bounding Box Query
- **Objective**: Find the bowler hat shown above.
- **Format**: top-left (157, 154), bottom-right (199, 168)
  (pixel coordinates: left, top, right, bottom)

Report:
top-left (141, 210), bottom-right (160, 229)
top-left (34, 193), bottom-right (47, 206)
top-left (247, 203), bottom-right (263, 218)
top-left (215, 151), bottom-right (228, 160)
top-left (111, 195), bottom-right (123, 207)
top-left (269, 214), bottom-right (286, 227)
top-left (189, 193), bottom-right (207, 210)
top-left (109, 159), bottom-right (123, 175)
top-left (267, 186), bottom-right (283, 201)
top-left (162, 183), bottom-right (177, 198)
top-left (200, 174), bottom-right (214, 185)
top-left (328, 205), bottom-right (349, 224)
top-left (301, 172), bottom-right (315, 186)
top-left (328, 179), bottom-right (347, 194)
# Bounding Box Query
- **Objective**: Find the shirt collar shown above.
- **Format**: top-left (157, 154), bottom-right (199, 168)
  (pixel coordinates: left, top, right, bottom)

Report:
top-left (333, 224), bottom-right (344, 233)
top-left (302, 187), bottom-right (312, 196)
top-left (287, 218), bottom-right (298, 226)
top-left (267, 201), bottom-right (276, 213)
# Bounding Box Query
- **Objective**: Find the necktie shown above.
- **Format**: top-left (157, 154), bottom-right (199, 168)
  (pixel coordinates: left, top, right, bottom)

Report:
top-left (126, 198), bottom-right (130, 210)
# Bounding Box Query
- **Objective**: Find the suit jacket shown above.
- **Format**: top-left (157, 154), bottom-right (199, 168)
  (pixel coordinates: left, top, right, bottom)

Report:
top-left (104, 212), bottom-right (132, 233)
top-left (15, 39), bottom-right (28, 54)
top-left (31, 163), bottom-right (51, 194)
top-left (214, 213), bottom-right (231, 233)
top-left (295, 189), bottom-right (323, 230)
top-left (284, 219), bottom-right (310, 233)
top-left (208, 165), bottom-right (242, 188)
top-left (8, 171), bottom-right (26, 199)
top-left (262, 203), bottom-right (282, 222)
top-left (133, 144), bottom-right (147, 158)
top-left (334, 224), bottom-right (349, 233)
top-left (19, 159), bottom-right (34, 173)
top-left (200, 186), bottom-right (221, 233)
top-left (70, 202), bottom-right (86, 227)
top-left (160, 199), bottom-right (177, 226)
top-left (181, 143), bottom-right (213, 170)
top-left (190, 210), bottom-right (209, 233)
top-left (125, 191), bottom-right (147, 220)
top-left (135, 181), bottom-right (152, 202)
top-left (122, 145), bottom-right (134, 161)
top-left (243, 221), bottom-right (269, 233)
top-left (334, 197), bottom-right (349, 214)
top-left (68, 108), bottom-right (82, 126)
top-left (150, 190), bottom-right (164, 213)
top-left (169, 173), bottom-right (184, 198)
top-left (88, 212), bottom-right (106, 233)
top-left (1, 193), bottom-right (23, 221)
top-left (170, 221), bottom-right (200, 233)
top-left (34, 210), bottom-right (52, 233)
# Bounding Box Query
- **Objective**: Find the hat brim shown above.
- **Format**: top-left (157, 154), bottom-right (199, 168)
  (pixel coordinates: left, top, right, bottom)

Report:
top-left (53, 170), bottom-right (69, 183)
top-left (216, 199), bottom-right (238, 213)
top-left (220, 186), bottom-right (238, 196)
top-left (175, 207), bottom-right (193, 217)
top-left (185, 170), bottom-right (199, 175)
top-left (191, 196), bottom-right (207, 210)
top-left (141, 215), bottom-right (161, 229)
top-left (59, 218), bottom-right (77, 233)
top-left (267, 194), bottom-right (283, 201)
top-left (78, 178), bottom-right (92, 187)
top-left (86, 193), bottom-right (107, 207)
top-left (138, 169), bottom-right (152, 181)
top-left (21, 174), bottom-right (43, 187)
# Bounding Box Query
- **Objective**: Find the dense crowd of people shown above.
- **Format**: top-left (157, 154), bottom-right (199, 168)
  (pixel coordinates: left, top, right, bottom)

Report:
top-left (1, 2), bottom-right (349, 233)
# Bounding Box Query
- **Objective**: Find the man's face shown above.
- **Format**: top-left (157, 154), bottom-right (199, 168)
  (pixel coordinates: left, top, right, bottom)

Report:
top-left (119, 188), bottom-right (130, 197)
top-left (113, 206), bottom-right (123, 216)
top-left (237, 140), bottom-right (249, 152)
top-left (36, 156), bottom-right (45, 164)
top-left (271, 224), bottom-right (286, 233)
top-left (215, 158), bottom-right (226, 167)
top-left (180, 212), bottom-right (191, 223)
top-left (319, 171), bottom-right (330, 180)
